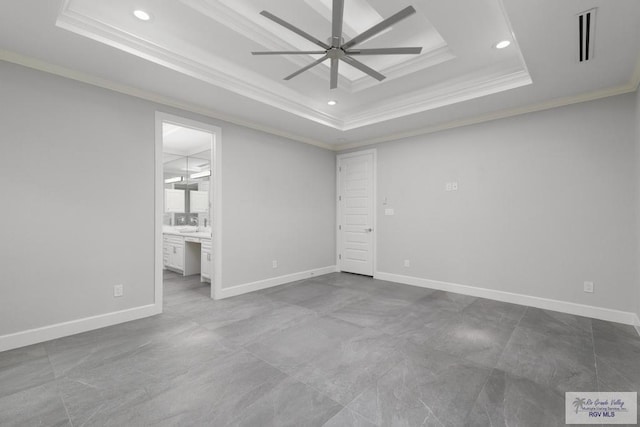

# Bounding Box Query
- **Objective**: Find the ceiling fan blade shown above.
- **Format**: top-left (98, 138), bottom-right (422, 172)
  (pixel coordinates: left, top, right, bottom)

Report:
top-left (330, 58), bottom-right (339, 89)
top-left (342, 6), bottom-right (417, 50)
top-left (346, 47), bottom-right (422, 55)
top-left (331, 0), bottom-right (345, 47)
top-left (341, 56), bottom-right (386, 81)
top-left (284, 55), bottom-right (329, 80)
top-left (252, 51), bottom-right (327, 55)
top-left (260, 11), bottom-right (330, 50)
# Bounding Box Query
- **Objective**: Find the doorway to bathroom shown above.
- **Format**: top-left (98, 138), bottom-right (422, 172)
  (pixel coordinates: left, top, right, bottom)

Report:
top-left (155, 112), bottom-right (222, 308)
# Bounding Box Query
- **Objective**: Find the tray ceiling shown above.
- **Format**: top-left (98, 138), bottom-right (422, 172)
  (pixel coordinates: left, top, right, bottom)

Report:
top-left (56, 0), bottom-right (531, 131)
top-left (0, 0), bottom-right (638, 148)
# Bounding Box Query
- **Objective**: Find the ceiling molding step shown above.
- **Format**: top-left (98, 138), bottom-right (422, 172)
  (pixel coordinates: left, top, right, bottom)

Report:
top-left (2, 46), bottom-right (634, 153)
top-left (56, 1), bottom-right (533, 132)
top-left (179, 0), bottom-right (344, 87)
top-left (180, 0), bottom-right (454, 93)
top-left (342, 67), bottom-right (532, 130)
top-left (348, 45), bottom-right (455, 93)
top-left (56, 6), bottom-right (343, 130)
top-left (338, 81), bottom-right (639, 150)
top-left (0, 49), bottom-right (334, 151)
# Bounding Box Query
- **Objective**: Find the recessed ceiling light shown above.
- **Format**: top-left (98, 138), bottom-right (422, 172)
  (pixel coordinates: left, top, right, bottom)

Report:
top-left (495, 40), bottom-right (511, 49)
top-left (327, 100), bottom-right (337, 106)
top-left (133, 9), bottom-right (151, 21)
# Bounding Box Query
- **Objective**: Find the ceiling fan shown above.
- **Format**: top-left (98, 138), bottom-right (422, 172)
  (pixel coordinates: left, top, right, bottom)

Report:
top-left (251, 0), bottom-right (422, 90)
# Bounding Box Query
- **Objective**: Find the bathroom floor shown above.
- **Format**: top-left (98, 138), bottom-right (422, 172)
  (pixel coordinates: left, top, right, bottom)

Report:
top-left (1, 272), bottom-right (639, 426)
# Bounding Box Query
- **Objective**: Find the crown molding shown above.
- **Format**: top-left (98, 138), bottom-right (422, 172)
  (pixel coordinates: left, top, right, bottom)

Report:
top-left (343, 67), bottom-right (531, 130)
top-left (3, 45), bottom-right (635, 154)
top-left (337, 80), bottom-right (639, 151)
top-left (180, 0), bottom-right (455, 93)
top-left (56, 0), bottom-right (529, 131)
top-left (56, 6), bottom-right (342, 129)
top-left (0, 49), bottom-right (333, 150)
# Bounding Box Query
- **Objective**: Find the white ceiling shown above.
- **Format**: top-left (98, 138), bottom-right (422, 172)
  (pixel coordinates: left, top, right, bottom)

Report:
top-left (0, 0), bottom-right (638, 149)
top-left (163, 123), bottom-right (213, 156)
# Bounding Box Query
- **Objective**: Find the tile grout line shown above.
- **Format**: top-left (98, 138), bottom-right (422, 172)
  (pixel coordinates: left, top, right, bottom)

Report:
top-left (462, 306), bottom-right (530, 424)
top-left (590, 319), bottom-right (600, 393)
top-left (45, 348), bottom-right (74, 427)
top-left (239, 345), bottom-right (346, 424)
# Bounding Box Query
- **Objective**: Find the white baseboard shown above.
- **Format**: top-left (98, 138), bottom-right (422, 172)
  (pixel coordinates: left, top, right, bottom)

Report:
top-left (0, 303), bottom-right (162, 353)
top-left (217, 266), bottom-right (338, 299)
top-left (634, 314), bottom-right (640, 337)
top-left (375, 272), bottom-right (638, 326)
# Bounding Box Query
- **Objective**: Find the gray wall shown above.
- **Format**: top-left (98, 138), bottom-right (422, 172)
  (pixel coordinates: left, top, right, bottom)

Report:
top-left (0, 60), bottom-right (335, 336)
top-left (0, 62), bottom-right (155, 335)
top-left (221, 126), bottom-right (335, 288)
top-left (636, 87), bottom-right (640, 321)
top-left (355, 94), bottom-right (638, 312)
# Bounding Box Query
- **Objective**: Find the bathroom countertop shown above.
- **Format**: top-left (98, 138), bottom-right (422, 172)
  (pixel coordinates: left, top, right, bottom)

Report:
top-left (163, 227), bottom-right (211, 240)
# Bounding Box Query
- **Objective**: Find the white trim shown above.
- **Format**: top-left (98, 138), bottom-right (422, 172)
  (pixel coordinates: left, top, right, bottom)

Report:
top-left (342, 68), bottom-right (532, 130)
top-left (181, 0), bottom-right (456, 94)
top-left (338, 80), bottom-right (639, 150)
top-left (336, 149), bottom-right (377, 276)
top-left (0, 49), bottom-right (331, 150)
top-left (155, 112), bottom-right (223, 299)
top-left (55, 7), bottom-right (341, 130)
top-left (375, 272), bottom-right (639, 326)
top-left (154, 116), bottom-right (164, 310)
top-left (634, 314), bottom-right (640, 337)
top-left (56, 1), bottom-right (531, 131)
top-left (0, 304), bottom-right (161, 353)
top-left (217, 266), bottom-right (338, 299)
top-left (1, 49), bottom-right (638, 153)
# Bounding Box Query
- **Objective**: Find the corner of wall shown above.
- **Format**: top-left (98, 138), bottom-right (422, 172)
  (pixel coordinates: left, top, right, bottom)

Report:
top-left (636, 86), bottom-right (640, 333)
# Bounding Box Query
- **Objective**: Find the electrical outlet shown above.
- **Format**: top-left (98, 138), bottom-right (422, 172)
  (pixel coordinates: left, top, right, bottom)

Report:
top-left (404, 259), bottom-right (410, 267)
top-left (445, 182), bottom-right (452, 192)
top-left (114, 284), bottom-right (124, 297)
top-left (583, 281), bottom-right (594, 293)
top-left (272, 260), bottom-right (278, 269)
top-left (384, 208), bottom-right (395, 216)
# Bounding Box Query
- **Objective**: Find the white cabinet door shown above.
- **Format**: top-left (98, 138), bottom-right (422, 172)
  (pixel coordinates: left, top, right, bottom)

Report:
top-left (165, 189), bottom-right (185, 213)
top-left (173, 244), bottom-right (184, 271)
top-left (201, 239), bottom-right (212, 281)
top-left (163, 241), bottom-right (170, 268)
top-left (201, 249), bottom-right (211, 280)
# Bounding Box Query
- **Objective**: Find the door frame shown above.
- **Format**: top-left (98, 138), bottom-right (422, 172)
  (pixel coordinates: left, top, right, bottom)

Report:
top-left (336, 149), bottom-right (377, 276)
top-left (155, 112), bottom-right (223, 306)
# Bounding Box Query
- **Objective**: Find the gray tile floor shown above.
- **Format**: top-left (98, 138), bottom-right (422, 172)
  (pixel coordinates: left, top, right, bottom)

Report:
top-left (1, 271), bottom-right (639, 426)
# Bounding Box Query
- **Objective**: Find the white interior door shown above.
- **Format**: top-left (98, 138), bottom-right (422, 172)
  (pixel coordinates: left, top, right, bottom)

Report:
top-left (337, 150), bottom-right (375, 276)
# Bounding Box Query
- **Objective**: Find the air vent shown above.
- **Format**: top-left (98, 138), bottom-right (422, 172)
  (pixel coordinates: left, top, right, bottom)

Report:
top-left (578, 8), bottom-right (596, 62)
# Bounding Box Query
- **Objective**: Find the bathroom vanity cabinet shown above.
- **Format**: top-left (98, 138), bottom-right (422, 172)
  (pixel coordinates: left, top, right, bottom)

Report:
top-left (163, 230), bottom-right (212, 282)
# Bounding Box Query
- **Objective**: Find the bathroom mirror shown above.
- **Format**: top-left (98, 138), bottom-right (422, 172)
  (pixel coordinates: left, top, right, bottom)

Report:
top-left (163, 149), bottom-right (211, 226)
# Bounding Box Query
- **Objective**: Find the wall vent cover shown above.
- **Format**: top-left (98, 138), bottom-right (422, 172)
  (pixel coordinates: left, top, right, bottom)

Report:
top-left (577, 8), bottom-right (596, 62)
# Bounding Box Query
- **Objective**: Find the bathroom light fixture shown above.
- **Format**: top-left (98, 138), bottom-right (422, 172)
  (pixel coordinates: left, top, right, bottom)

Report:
top-left (190, 170), bottom-right (211, 179)
top-left (495, 40), bottom-right (511, 49)
top-left (133, 9), bottom-right (151, 21)
top-left (164, 176), bottom-right (183, 184)
top-left (328, 100), bottom-right (338, 106)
